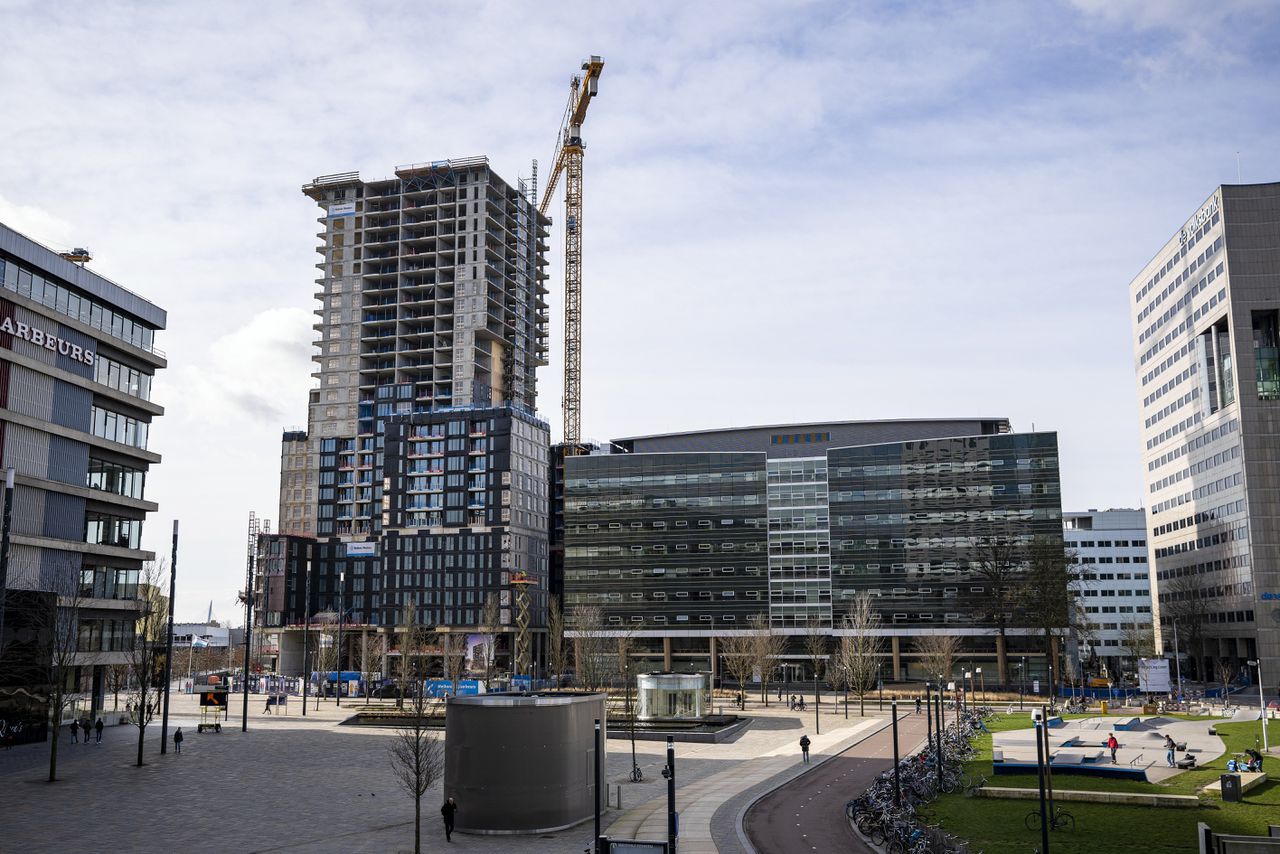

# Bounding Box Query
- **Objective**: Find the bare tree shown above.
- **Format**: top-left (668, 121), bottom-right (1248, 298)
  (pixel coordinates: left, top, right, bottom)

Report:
top-left (748, 616), bottom-right (786, 706)
top-left (125, 559), bottom-right (169, 768)
top-left (972, 536), bottom-right (1023, 684)
top-left (360, 632), bottom-right (387, 700)
top-left (34, 563), bottom-right (94, 781)
top-left (839, 594), bottom-right (882, 717)
top-left (1021, 536), bottom-right (1082, 686)
top-left (571, 604), bottom-right (608, 690)
top-left (478, 592), bottom-right (501, 690)
top-left (105, 663), bottom-right (131, 711)
top-left (547, 595), bottom-right (569, 688)
top-left (914, 634), bottom-right (960, 685)
top-left (387, 603), bottom-right (445, 854)
top-left (313, 610), bottom-right (338, 707)
top-left (441, 633), bottom-right (467, 697)
top-left (1215, 659), bottom-right (1237, 706)
top-left (719, 630), bottom-right (756, 710)
top-left (1162, 575), bottom-right (1209, 680)
top-left (615, 628), bottom-right (641, 779)
top-left (803, 617), bottom-right (828, 732)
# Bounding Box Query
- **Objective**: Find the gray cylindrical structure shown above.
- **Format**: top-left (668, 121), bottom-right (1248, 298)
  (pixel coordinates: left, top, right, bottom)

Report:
top-left (637, 672), bottom-right (711, 721)
top-left (444, 692), bottom-right (606, 834)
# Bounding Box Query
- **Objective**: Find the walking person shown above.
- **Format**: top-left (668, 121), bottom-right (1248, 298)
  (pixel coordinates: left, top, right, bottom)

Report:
top-left (94, 718), bottom-right (104, 745)
top-left (1107, 733), bottom-right (1119, 763)
top-left (1164, 734), bottom-right (1176, 768)
top-left (799, 734), bottom-right (811, 764)
top-left (68, 719), bottom-right (78, 744)
top-left (915, 697), bottom-right (922, 715)
top-left (441, 796), bottom-right (458, 842)
top-left (173, 727), bottom-right (184, 754)
top-left (777, 687), bottom-right (783, 702)
top-left (81, 716), bottom-right (91, 746)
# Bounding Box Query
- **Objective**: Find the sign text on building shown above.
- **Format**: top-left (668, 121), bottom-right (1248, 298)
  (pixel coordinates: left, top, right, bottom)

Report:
top-left (1179, 195), bottom-right (1219, 244)
top-left (0, 316), bottom-right (96, 366)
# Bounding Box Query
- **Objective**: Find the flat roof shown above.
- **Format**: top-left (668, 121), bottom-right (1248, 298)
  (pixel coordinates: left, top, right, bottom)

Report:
top-left (613, 417), bottom-right (1010, 444)
top-left (0, 221), bottom-right (167, 328)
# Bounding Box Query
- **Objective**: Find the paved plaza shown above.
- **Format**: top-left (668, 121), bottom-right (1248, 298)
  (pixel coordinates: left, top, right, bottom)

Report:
top-left (0, 691), bottom-right (889, 853)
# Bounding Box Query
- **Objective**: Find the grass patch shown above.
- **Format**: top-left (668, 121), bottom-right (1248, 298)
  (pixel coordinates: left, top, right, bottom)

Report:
top-left (922, 717), bottom-right (1279, 853)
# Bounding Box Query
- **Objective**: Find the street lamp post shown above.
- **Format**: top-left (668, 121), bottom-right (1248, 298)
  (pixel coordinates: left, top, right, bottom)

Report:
top-left (878, 662), bottom-right (884, 712)
top-left (964, 671), bottom-right (972, 716)
top-left (1021, 656), bottom-right (1027, 711)
top-left (977, 667), bottom-right (984, 704)
top-left (1248, 659), bottom-right (1269, 753)
top-left (301, 557), bottom-right (311, 717)
top-left (336, 570), bottom-right (345, 708)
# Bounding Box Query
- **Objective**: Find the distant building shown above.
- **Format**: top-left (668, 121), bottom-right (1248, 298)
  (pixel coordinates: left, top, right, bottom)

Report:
top-left (1063, 509), bottom-right (1151, 679)
top-left (171, 623), bottom-right (231, 648)
top-left (563, 418), bottom-right (1066, 683)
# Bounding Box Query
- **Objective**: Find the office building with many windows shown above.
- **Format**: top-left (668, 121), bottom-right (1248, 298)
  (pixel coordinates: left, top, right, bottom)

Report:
top-left (260, 157), bottom-right (552, 677)
top-left (563, 419), bottom-right (1066, 681)
top-left (0, 222), bottom-right (166, 731)
top-left (1128, 181), bottom-right (1280, 678)
top-left (1063, 509), bottom-right (1151, 679)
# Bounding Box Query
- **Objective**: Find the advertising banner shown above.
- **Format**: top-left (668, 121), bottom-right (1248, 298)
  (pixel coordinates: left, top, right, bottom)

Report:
top-left (1138, 658), bottom-right (1172, 693)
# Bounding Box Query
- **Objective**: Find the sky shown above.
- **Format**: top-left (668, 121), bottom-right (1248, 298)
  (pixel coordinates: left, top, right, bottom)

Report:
top-left (1, 0), bottom-right (1278, 624)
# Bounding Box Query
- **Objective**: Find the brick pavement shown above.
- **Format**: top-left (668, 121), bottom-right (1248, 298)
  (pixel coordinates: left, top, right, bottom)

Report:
top-left (0, 692), bottom-right (858, 853)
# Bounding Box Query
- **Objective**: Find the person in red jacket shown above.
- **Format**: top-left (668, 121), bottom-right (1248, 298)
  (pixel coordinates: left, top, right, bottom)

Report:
top-left (1107, 733), bottom-right (1119, 763)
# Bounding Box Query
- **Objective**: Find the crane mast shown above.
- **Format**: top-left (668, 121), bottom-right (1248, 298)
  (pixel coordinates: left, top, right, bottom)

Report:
top-left (540, 56), bottom-right (603, 451)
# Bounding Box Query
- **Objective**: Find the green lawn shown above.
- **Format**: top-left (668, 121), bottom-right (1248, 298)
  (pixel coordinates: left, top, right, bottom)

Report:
top-left (923, 715), bottom-right (1279, 854)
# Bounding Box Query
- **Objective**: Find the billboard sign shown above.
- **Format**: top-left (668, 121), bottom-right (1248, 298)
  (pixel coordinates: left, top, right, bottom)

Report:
top-left (345, 542), bottom-right (377, 557)
top-left (1139, 658), bottom-right (1172, 693)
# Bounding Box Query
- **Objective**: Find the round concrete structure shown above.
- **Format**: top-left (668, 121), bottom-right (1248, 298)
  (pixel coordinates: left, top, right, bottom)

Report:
top-left (444, 691), bottom-right (606, 835)
top-left (637, 672), bottom-right (711, 721)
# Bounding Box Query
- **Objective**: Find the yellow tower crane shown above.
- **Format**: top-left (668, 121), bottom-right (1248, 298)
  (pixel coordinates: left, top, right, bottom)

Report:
top-left (539, 55), bottom-right (603, 451)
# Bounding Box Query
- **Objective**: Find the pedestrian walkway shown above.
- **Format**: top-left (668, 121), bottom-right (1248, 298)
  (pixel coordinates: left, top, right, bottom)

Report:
top-left (606, 716), bottom-right (884, 853)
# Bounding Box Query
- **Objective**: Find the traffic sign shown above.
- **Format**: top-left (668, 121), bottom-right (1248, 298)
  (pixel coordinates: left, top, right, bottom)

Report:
top-left (199, 690), bottom-right (228, 707)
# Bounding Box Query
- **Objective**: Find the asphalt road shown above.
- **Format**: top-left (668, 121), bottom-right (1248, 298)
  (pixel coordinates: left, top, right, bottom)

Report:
top-left (744, 710), bottom-right (932, 854)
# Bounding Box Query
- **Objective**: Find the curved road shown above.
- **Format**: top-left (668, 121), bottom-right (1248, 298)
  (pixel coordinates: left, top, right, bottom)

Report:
top-left (745, 711), bottom-right (932, 854)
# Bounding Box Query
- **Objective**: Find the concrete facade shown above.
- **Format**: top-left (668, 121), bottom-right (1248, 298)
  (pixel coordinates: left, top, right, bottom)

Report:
top-left (1063, 509), bottom-right (1152, 679)
top-left (0, 221), bottom-right (166, 720)
top-left (1128, 181), bottom-right (1280, 678)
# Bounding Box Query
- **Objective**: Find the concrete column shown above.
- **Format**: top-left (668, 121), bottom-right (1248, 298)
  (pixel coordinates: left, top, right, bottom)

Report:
top-left (662, 636), bottom-right (673, 672)
top-left (709, 636), bottom-right (718, 681)
top-left (891, 636), bottom-right (901, 681)
top-left (997, 634), bottom-right (1008, 685)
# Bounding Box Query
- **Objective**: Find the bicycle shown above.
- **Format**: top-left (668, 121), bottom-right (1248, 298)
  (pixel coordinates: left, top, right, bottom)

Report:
top-left (630, 764), bottom-right (644, 783)
top-left (1025, 806), bottom-right (1075, 832)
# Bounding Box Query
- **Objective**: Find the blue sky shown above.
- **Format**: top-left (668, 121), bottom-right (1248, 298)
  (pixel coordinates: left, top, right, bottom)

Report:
top-left (1, 0), bottom-right (1278, 621)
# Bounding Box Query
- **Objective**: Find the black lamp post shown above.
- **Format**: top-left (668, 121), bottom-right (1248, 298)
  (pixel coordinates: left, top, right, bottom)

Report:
top-left (301, 556), bottom-right (311, 717)
top-left (336, 570), bottom-right (345, 707)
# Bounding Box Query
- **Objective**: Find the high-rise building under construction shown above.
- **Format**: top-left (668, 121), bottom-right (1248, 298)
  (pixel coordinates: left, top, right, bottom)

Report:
top-left (262, 157), bottom-right (551, 675)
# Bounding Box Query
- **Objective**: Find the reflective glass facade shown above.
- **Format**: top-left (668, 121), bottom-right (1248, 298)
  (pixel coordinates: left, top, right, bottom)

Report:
top-left (828, 433), bottom-right (1063, 627)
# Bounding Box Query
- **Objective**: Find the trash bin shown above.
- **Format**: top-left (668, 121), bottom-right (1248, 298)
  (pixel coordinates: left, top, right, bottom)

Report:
top-left (1220, 774), bottom-right (1243, 803)
top-left (1100, 700), bottom-right (1109, 714)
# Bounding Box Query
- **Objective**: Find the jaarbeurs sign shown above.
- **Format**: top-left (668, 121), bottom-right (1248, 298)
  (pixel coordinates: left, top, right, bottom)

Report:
top-left (0, 316), bottom-right (96, 366)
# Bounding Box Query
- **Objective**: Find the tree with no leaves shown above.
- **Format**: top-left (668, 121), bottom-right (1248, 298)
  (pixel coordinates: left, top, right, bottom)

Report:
top-left (571, 604), bottom-right (608, 690)
top-left (803, 617), bottom-right (828, 733)
top-left (748, 616), bottom-right (786, 707)
top-left (29, 558), bottom-right (95, 781)
top-left (615, 628), bottom-right (641, 779)
top-left (478, 592), bottom-right (501, 690)
top-left (441, 633), bottom-right (467, 697)
top-left (719, 630), bottom-right (755, 709)
top-left (547, 595), bottom-right (569, 687)
top-left (839, 594), bottom-right (882, 717)
top-left (360, 632), bottom-right (387, 700)
top-left (1020, 536), bottom-right (1082, 683)
top-left (1162, 575), bottom-right (1209, 680)
top-left (914, 634), bottom-right (959, 685)
top-left (972, 536), bottom-right (1023, 683)
top-left (126, 560), bottom-right (169, 768)
top-left (387, 602), bottom-right (445, 854)
top-left (313, 610), bottom-right (338, 708)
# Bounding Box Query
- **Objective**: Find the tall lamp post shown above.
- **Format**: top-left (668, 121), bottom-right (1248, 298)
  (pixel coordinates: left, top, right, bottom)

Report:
top-left (301, 556), bottom-right (311, 717)
top-left (1247, 659), bottom-right (1269, 753)
top-left (160, 520), bottom-right (179, 754)
top-left (977, 667), bottom-right (984, 704)
top-left (1020, 656), bottom-right (1027, 711)
top-left (964, 671), bottom-right (972, 715)
top-left (336, 570), bottom-right (345, 708)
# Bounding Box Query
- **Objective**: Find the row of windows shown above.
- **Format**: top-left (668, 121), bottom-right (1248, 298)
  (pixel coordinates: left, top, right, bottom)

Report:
top-left (1073, 540), bottom-right (1147, 548)
top-left (86, 458), bottom-right (146, 500)
top-left (1142, 362), bottom-right (1197, 409)
top-left (566, 471), bottom-right (764, 489)
top-left (1144, 387), bottom-right (1198, 429)
top-left (1147, 419), bottom-right (1239, 473)
top-left (85, 512), bottom-right (142, 550)
top-left (1141, 338), bottom-right (1196, 389)
top-left (1138, 239), bottom-right (1224, 337)
top-left (1149, 445), bottom-right (1240, 494)
top-left (1154, 553), bottom-right (1249, 582)
top-left (1133, 211), bottom-right (1218, 307)
top-left (1080, 588), bottom-right (1150, 597)
top-left (0, 257), bottom-right (158, 353)
top-left (1153, 499), bottom-right (1245, 537)
top-left (1139, 283), bottom-right (1227, 366)
top-left (1146, 410), bottom-right (1201, 452)
top-left (828, 457), bottom-right (1051, 478)
top-left (93, 353), bottom-right (152, 400)
top-left (1155, 523), bottom-right (1248, 560)
top-left (1152, 468), bottom-right (1243, 514)
top-left (90, 405), bottom-right (149, 449)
